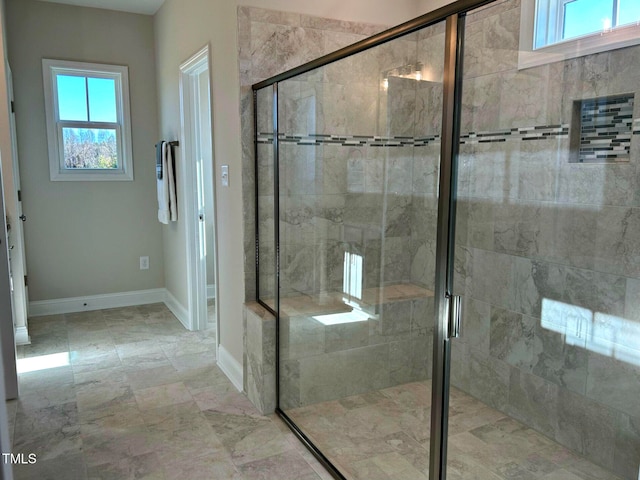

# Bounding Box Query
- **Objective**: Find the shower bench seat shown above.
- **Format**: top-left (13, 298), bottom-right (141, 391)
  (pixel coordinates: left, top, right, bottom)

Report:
top-left (244, 283), bottom-right (436, 414)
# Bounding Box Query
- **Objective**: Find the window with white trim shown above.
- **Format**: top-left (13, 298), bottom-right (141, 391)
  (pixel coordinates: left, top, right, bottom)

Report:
top-left (519, 0), bottom-right (640, 69)
top-left (536, 0), bottom-right (640, 48)
top-left (42, 59), bottom-right (134, 181)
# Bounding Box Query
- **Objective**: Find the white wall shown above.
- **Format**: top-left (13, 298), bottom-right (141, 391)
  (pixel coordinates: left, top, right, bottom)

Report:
top-left (417, 0), bottom-right (457, 15)
top-left (6, 0), bottom-right (164, 301)
top-left (239, 0), bottom-right (422, 25)
top-left (155, 0), bottom-right (422, 372)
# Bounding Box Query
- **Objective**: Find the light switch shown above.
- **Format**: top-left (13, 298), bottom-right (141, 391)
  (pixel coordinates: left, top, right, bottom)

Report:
top-left (221, 165), bottom-right (229, 187)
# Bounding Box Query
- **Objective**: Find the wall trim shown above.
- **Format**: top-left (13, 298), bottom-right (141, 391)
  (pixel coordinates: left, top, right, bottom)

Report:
top-left (218, 344), bottom-right (243, 392)
top-left (163, 290), bottom-right (191, 331)
top-left (14, 327), bottom-right (30, 346)
top-left (29, 288), bottom-right (166, 317)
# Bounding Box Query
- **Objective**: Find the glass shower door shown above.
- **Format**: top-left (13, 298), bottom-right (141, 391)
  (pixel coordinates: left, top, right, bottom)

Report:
top-left (448, 1), bottom-right (640, 479)
top-left (275, 18), bottom-right (447, 480)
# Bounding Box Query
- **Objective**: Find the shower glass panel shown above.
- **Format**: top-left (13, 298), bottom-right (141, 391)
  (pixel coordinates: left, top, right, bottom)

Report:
top-left (450, 1), bottom-right (640, 479)
top-left (275, 20), bottom-right (446, 479)
top-left (256, 86), bottom-right (275, 304)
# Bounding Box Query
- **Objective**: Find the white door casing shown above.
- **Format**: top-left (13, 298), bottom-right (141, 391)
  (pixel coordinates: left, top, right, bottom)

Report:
top-left (179, 46), bottom-right (219, 343)
top-left (6, 64), bottom-right (29, 346)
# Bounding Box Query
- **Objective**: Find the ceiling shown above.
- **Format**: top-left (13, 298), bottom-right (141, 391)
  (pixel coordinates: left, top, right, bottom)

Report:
top-left (36, 0), bottom-right (165, 15)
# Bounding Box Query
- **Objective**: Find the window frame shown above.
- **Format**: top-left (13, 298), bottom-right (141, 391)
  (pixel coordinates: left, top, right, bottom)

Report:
top-left (519, 0), bottom-right (640, 70)
top-left (42, 59), bottom-right (134, 181)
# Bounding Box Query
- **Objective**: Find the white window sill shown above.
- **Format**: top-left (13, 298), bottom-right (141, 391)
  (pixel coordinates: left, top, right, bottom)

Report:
top-left (49, 169), bottom-right (133, 182)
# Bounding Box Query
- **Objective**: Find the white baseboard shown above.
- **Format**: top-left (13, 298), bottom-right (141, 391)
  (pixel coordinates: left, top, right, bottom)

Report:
top-left (207, 284), bottom-right (216, 299)
top-left (28, 287), bottom-right (197, 334)
top-left (217, 344), bottom-right (243, 392)
top-left (29, 288), bottom-right (167, 317)
top-left (163, 290), bottom-right (191, 331)
top-left (14, 326), bottom-right (30, 346)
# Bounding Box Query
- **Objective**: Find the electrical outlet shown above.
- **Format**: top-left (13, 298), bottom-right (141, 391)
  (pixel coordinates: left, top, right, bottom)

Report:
top-left (140, 256), bottom-right (149, 270)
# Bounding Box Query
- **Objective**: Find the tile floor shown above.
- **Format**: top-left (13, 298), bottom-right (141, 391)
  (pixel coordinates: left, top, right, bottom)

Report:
top-left (7, 303), bottom-right (624, 480)
top-left (286, 383), bottom-right (623, 480)
top-left (7, 304), bottom-right (332, 480)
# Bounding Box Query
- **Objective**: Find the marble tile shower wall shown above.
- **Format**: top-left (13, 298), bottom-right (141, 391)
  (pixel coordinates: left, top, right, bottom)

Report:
top-left (260, 43), bottom-right (446, 299)
top-left (277, 143), bottom-right (433, 298)
top-left (262, 54), bottom-right (446, 408)
top-left (244, 9), bottom-right (452, 413)
top-left (240, 7), bottom-right (388, 301)
top-left (244, 7), bottom-right (449, 302)
top-left (450, 1), bottom-right (640, 479)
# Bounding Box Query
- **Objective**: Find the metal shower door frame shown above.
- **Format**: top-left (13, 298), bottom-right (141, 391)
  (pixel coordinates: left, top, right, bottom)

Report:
top-left (252, 1), bottom-right (497, 478)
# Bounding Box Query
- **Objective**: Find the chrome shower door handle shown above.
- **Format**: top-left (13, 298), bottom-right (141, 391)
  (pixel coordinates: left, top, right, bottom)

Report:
top-left (447, 294), bottom-right (462, 339)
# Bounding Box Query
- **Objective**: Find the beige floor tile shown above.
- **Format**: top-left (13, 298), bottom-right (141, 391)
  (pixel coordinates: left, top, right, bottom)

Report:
top-left (540, 470), bottom-right (586, 480)
top-left (76, 382), bottom-right (135, 412)
top-left (13, 452), bottom-right (87, 480)
top-left (168, 350), bottom-right (216, 371)
top-left (15, 401), bottom-right (78, 434)
top-left (86, 451), bottom-right (165, 480)
top-left (119, 351), bottom-right (172, 372)
top-left (18, 366), bottom-right (75, 393)
top-left (162, 450), bottom-right (244, 480)
top-left (82, 425), bottom-right (162, 467)
top-left (115, 340), bottom-right (166, 359)
top-left (78, 402), bottom-right (145, 436)
top-left (134, 382), bottom-right (193, 410)
top-left (125, 365), bottom-right (182, 390)
top-left (238, 450), bottom-right (320, 480)
top-left (10, 306), bottom-right (624, 480)
top-left (17, 384), bottom-right (76, 411)
top-left (74, 366), bottom-right (128, 387)
top-left (141, 400), bottom-right (203, 432)
top-left (14, 426), bottom-right (83, 462)
top-left (204, 409), bottom-right (294, 465)
top-left (192, 382), bottom-right (261, 414)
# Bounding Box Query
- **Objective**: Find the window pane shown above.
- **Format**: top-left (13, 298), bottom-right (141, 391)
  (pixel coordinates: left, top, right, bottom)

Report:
top-left (563, 0), bottom-right (614, 39)
top-left (88, 77), bottom-right (117, 123)
top-left (56, 75), bottom-right (87, 121)
top-left (619, 0), bottom-right (640, 26)
top-left (62, 127), bottom-right (118, 169)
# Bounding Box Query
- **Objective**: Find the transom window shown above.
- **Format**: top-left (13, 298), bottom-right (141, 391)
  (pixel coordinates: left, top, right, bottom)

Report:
top-left (535, 0), bottom-right (640, 48)
top-left (42, 59), bottom-right (134, 181)
top-left (519, 0), bottom-right (640, 69)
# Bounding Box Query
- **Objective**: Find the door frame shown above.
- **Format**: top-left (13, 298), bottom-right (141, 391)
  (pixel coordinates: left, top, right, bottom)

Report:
top-left (179, 45), bottom-right (220, 340)
top-left (6, 64), bottom-right (29, 346)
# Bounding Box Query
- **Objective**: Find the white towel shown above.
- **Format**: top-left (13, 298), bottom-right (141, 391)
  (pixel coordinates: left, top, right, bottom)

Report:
top-left (157, 142), bottom-right (178, 224)
top-left (166, 143), bottom-right (178, 222)
top-left (157, 142), bottom-right (170, 224)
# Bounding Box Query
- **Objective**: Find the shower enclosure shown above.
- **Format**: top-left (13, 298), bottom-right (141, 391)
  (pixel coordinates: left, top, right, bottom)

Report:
top-left (253, 0), bottom-right (640, 478)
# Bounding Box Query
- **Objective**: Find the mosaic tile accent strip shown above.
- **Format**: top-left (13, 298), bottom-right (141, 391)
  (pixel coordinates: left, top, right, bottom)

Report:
top-left (256, 124), bottom-right (573, 148)
top-left (460, 125), bottom-right (569, 144)
top-left (577, 94), bottom-right (634, 163)
top-left (256, 133), bottom-right (440, 147)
